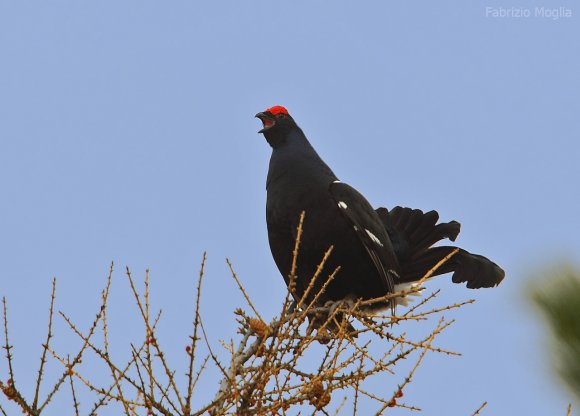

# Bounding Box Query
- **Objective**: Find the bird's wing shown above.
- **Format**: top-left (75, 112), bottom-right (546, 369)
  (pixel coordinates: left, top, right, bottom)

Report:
top-left (329, 182), bottom-right (398, 294)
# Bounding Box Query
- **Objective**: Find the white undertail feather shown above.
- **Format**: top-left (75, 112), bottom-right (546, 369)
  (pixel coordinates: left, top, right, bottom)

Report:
top-left (393, 282), bottom-right (425, 307)
top-left (361, 281), bottom-right (427, 312)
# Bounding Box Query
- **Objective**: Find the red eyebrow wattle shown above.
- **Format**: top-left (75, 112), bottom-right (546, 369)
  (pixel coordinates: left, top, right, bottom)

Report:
top-left (265, 105), bottom-right (289, 116)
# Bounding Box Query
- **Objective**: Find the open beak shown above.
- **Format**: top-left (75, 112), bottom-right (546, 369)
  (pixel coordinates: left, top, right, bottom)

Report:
top-left (255, 112), bottom-right (275, 133)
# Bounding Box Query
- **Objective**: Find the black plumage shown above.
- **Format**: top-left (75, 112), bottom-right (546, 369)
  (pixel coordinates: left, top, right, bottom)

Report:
top-left (256, 105), bottom-right (504, 310)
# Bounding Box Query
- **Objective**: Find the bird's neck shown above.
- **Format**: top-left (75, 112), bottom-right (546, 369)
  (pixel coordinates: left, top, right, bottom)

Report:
top-left (266, 128), bottom-right (337, 190)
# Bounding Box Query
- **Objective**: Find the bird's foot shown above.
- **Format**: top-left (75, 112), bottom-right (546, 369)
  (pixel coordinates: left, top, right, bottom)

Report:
top-left (322, 297), bottom-right (358, 338)
top-left (325, 296), bottom-right (356, 317)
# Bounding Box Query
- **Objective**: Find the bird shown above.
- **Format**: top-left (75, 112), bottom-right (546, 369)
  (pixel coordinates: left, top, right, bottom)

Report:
top-left (255, 105), bottom-right (504, 313)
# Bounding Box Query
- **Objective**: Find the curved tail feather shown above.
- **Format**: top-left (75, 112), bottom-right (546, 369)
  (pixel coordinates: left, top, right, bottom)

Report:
top-left (376, 206), bottom-right (505, 289)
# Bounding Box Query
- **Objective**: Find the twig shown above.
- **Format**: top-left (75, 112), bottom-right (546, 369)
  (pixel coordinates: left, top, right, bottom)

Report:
top-left (32, 277), bottom-right (57, 411)
top-left (67, 355), bottom-right (81, 416)
top-left (144, 269), bottom-right (155, 404)
top-left (227, 258), bottom-right (264, 323)
top-left (376, 317), bottom-right (449, 415)
top-left (289, 211), bottom-right (306, 284)
top-left (186, 252), bottom-right (207, 413)
top-left (99, 262), bottom-right (131, 415)
top-left (295, 246), bottom-right (335, 311)
top-left (471, 401), bottom-right (488, 415)
top-left (2, 297), bottom-right (15, 385)
top-left (125, 267), bottom-right (185, 411)
top-left (418, 248), bottom-right (460, 284)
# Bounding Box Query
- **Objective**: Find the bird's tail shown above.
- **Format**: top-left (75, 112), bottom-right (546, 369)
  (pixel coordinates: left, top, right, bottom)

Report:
top-left (376, 207), bottom-right (504, 288)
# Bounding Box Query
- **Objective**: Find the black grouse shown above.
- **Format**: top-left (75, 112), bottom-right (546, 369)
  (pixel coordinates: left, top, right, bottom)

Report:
top-left (256, 105), bottom-right (504, 311)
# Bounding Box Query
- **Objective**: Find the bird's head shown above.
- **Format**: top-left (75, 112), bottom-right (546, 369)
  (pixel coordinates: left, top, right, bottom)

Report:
top-left (256, 106), bottom-right (304, 149)
top-left (255, 105), bottom-right (295, 134)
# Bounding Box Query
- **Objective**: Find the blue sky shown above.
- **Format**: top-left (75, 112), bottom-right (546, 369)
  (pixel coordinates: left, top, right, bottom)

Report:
top-left (0, 1), bottom-right (578, 414)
